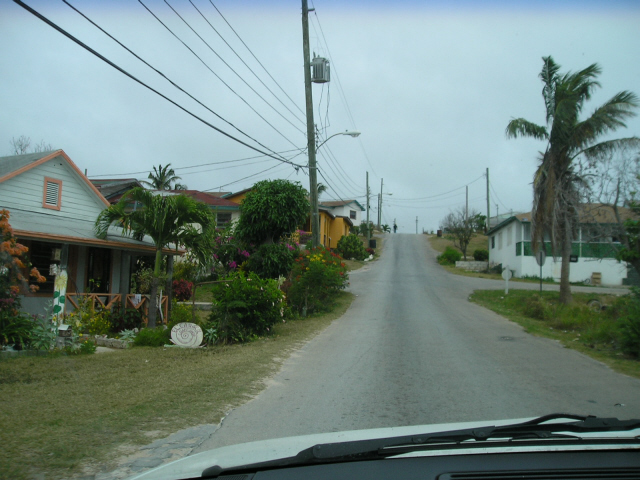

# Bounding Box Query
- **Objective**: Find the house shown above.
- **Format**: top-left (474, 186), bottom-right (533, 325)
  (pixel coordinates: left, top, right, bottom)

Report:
top-left (90, 178), bottom-right (145, 203)
top-left (318, 207), bottom-right (353, 249)
top-left (320, 200), bottom-right (365, 226)
top-left (486, 205), bottom-right (633, 286)
top-left (0, 150), bottom-right (172, 319)
top-left (155, 190), bottom-right (241, 227)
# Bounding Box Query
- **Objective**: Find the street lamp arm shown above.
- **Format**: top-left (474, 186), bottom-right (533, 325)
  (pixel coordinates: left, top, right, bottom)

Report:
top-left (315, 130), bottom-right (360, 152)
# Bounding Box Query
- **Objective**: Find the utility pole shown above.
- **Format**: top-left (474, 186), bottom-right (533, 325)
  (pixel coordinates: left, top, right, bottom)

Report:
top-left (378, 178), bottom-right (383, 229)
top-left (366, 171), bottom-right (370, 247)
top-left (302, 0), bottom-right (319, 248)
top-left (486, 167), bottom-right (491, 251)
top-left (465, 185), bottom-right (469, 223)
top-left (416, 216), bottom-right (418, 234)
top-left (486, 168), bottom-right (490, 229)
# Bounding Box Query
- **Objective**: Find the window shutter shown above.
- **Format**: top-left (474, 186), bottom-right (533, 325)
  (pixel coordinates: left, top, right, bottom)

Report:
top-left (45, 181), bottom-right (59, 206)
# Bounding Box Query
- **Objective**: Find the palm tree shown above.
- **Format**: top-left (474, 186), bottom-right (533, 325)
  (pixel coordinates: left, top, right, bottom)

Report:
top-left (506, 56), bottom-right (639, 304)
top-left (95, 188), bottom-right (214, 327)
top-left (142, 164), bottom-right (182, 190)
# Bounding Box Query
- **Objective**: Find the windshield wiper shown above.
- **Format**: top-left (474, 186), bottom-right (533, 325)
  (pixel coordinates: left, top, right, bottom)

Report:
top-left (202, 414), bottom-right (640, 478)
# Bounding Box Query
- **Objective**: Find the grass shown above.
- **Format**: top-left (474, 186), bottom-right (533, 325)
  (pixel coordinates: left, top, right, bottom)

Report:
top-left (0, 293), bottom-right (354, 480)
top-left (469, 289), bottom-right (640, 379)
top-left (427, 232), bottom-right (489, 258)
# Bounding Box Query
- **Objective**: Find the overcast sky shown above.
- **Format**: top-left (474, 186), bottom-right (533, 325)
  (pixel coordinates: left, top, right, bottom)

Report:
top-left (2, 0), bottom-right (639, 233)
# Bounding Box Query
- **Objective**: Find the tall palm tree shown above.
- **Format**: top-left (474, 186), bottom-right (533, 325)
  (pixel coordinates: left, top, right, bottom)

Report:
top-left (95, 188), bottom-right (214, 327)
top-left (506, 56), bottom-right (639, 304)
top-left (142, 164), bottom-right (183, 190)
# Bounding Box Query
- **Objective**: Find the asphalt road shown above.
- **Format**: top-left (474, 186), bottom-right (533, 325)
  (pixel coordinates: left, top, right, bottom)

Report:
top-left (194, 234), bottom-right (640, 452)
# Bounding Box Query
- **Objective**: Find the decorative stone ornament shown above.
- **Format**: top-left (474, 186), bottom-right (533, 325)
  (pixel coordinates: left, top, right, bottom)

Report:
top-left (170, 322), bottom-right (203, 348)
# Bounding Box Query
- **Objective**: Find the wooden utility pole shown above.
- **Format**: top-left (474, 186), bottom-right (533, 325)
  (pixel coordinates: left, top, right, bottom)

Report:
top-left (302, 0), bottom-right (319, 247)
top-left (366, 171), bottom-right (370, 246)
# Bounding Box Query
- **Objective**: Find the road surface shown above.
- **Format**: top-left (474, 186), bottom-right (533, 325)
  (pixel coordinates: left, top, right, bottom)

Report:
top-left (194, 234), bottom-right (640, 452)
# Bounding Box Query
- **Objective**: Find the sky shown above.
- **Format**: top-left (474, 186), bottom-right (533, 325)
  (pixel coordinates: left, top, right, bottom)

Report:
top-left (1, 0), bottom-right (639, 233)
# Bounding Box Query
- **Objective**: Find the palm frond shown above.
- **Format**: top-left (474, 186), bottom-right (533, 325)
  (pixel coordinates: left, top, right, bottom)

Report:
top-left (505, 118), bottom-right (548, 140)
top-left (579, 137), bottom-right (640, 161)
top-left (540, 56), bottom-right (560, 124)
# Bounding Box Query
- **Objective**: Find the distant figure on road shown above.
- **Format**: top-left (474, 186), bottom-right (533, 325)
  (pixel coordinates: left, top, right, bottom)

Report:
top-left (393, 223), bottom-right (397, 233)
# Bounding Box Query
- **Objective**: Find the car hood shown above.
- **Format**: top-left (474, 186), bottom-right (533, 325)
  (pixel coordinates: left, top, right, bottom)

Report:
top-left (125, 417), bottom-right (549, 480)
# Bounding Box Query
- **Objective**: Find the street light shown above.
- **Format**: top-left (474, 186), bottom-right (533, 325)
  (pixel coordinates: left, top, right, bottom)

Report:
top-left (309, 130), bottom-right (361, 247)
top-left (315, 130), bottom-right (361, 152)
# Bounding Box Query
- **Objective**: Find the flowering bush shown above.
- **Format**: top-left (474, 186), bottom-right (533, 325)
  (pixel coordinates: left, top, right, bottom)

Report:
top-left (208, 271), bottom-right (285, 344)
top-left (286, 246), bottom-right (348, 315)
top-left (210, 226), bottom-right (252, 277)
top-left (172, 279), bottom-right (194, 301)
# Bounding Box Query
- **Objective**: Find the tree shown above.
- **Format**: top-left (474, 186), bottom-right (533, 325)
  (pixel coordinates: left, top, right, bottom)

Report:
top-left (142, 164), bottom-right (183, 190)
top-left (235, 179), bottom-right (309, 245)
top-left (506, 56), bottom-right (639, 304)
top-left (95, 188), bottom-right (214, 327)
top-left (441, 207), bottom-right (481, 260)
top-left (9, 135), bottom-right (52, 155)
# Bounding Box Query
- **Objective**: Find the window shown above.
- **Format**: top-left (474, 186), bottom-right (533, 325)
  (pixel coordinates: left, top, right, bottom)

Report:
top-left (23, 240), bottom-right (62, 293)
top-left (350, 210), bottom-right (357, 220)
top-left (491, 236), bottom-right (495, 249)
top-left (42, 177), bottom-right (62, 210)
top-left (217, 212), bottom-right (232, 226)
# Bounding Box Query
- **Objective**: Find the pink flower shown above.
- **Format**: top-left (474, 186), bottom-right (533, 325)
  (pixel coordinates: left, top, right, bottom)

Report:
top-left (228, 261), bottom-right (237, 269)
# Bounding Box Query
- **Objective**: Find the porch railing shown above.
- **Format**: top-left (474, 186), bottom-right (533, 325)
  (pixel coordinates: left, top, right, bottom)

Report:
top-left (65, 293), bottom-right (169, 325)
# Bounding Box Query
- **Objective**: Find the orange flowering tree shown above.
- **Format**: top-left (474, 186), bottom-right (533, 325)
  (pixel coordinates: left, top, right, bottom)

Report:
top-left (0, 209), bottom-right (46, 347)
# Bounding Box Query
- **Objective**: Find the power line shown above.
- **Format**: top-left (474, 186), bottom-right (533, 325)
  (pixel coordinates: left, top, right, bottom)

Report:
top-left (138, 0), bottom-right (302, 150)
top-left (392, 174), bottom-right (484, 201)
top-left (208, 1), bottom-right (305, 118)
top-left (490, 181), bottom-right (510, 211)
top-left (13, 0), bottom-right (306, 169)
top-left (309, 3), bottom-right (377, 176)
top-left (189, 0), bottom-right (306, 127)
top-left (62, 0), bottom-right (296, 165)
top-left (91, 148), bottom-right (305, 178)
top-left (204, 162), bottom-right (290, 191)
top-left (165, 0), bottom-right (306, 135)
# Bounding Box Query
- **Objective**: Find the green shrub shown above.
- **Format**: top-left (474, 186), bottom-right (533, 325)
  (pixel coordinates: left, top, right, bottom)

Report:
top-left (336, 234), bottom-right (366, 261)
top-left (133, 327), bottom-right (170, 347)
top-left (208, 271), bottom-right (285, 344)
top-left (286, 246), bottom-right (348, 315)
top-left (618, 289), bottom-right (640, 357)
top-left (108, 306), bottom-right (143, 334)
top-left (437, 246), bottom-right (462, 265)
top-left (523, 295), bottom-right (548, 320)
top-left (247, 242), bottom-right (295, 279)
top-left (167, 301), bottom-right (195, 330)
top-left (473, 249), bottom-right (489, 261)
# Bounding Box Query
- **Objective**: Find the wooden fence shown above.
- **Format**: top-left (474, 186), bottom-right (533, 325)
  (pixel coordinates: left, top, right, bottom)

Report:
top-left (65, 293), bottom-right (169, 325)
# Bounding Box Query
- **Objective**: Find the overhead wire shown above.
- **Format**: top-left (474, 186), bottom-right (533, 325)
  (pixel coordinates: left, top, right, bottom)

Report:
top-left (189, 0), bottom-right (306, 127)
top-left (138, 0), bottom-right (302, 150)
top-left (12, 0), bottom-right (307, 169)
top-left (62, 0), bottom-right (300, 166)
top-left (309, 2), bottom-right (377, 176)
top-left (165, 0), bottom-right (306, 135)
top-left (208, 0), bottom-right (305, 118)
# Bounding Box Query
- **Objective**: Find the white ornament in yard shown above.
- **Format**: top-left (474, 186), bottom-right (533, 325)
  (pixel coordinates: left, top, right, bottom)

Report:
top-left (170, 322), bottom-right (203, 348)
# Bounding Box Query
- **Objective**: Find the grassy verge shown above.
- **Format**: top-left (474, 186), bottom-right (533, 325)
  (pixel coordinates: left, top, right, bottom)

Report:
top-left (0, 292), bottom-right (354, 480)
top-left (469, 289), bottom-right (640, 379)
top-left (427, 233), bottom-right (489, 257)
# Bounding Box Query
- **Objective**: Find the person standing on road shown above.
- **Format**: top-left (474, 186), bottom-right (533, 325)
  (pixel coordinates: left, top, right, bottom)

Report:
top-left (393, 223), bottom-right (397, 233)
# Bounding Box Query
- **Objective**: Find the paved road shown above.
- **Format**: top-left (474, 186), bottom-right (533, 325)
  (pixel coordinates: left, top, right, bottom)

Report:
top-left (189, 234), bottom-right (640, 452)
